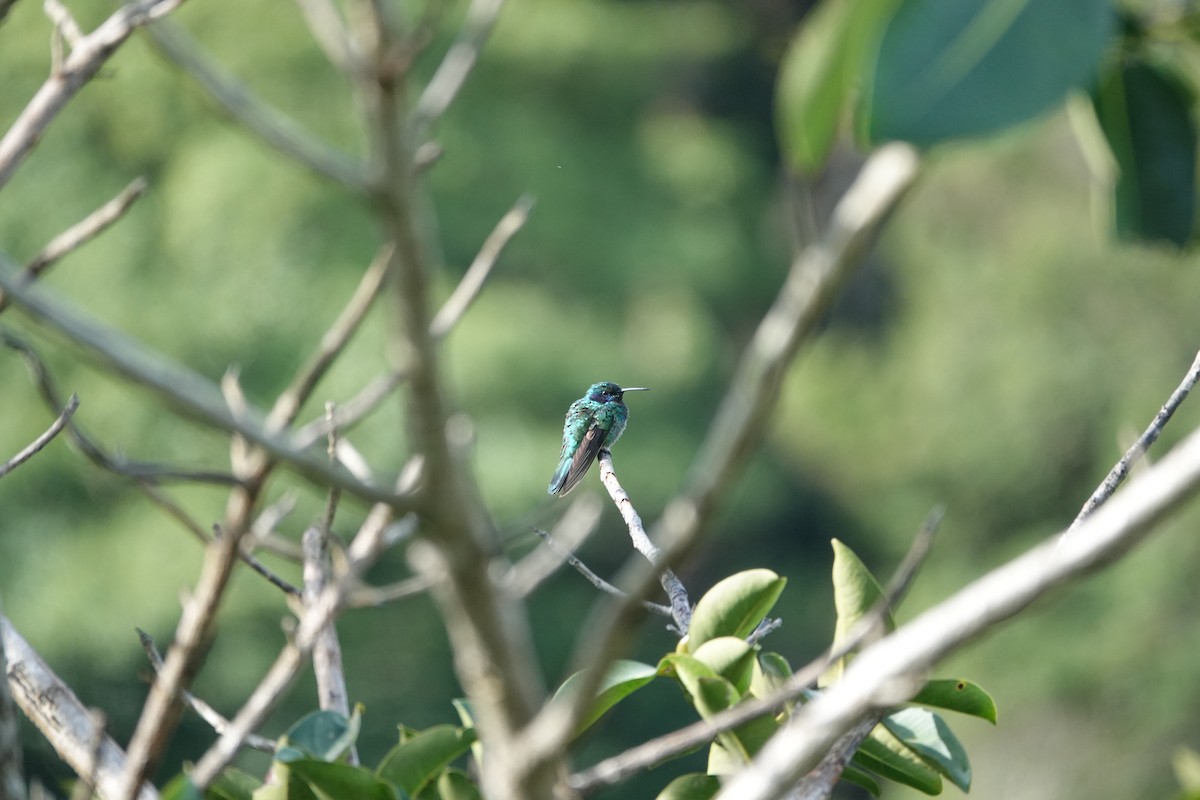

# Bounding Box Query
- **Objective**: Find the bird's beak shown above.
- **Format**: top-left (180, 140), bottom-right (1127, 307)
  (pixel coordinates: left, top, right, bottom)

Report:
top-left (621, 387), bottom-right (651, 392)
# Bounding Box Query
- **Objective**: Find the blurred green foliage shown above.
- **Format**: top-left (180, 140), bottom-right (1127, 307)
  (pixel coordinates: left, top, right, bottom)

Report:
top-left (2, 0), bottom-right (1200, 798)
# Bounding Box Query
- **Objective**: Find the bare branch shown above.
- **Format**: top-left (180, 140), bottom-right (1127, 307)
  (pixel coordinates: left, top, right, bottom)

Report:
top-left (345, 575), bottom-right (431, 608)
top-left (2, 615), bottom-right (159, 800)
top-left (789, 714), bottom-right (882, 800)
top-left (429, 195), bottom-right (535, 339)
top-left (291, 0), bottom-right (357, 72)
top-left (411, 0), bottom-right (506, 138)
top-left (293, 370), bottom-right (406, 449)
top-left (0, 393), bottom-right (77, 480)
top-left (303, 525), bottom-right (353, 728)
top-left (136, 630), bottom-right (275, 753)
top-left (0, 599), bottom-right (26, 800)
top-left (143, 20), bottom-right (371, 190)
top-left (0, 0), bottom-right (189, 189)
top-left (18, 177), bottom-right (147, 284)
top-left (505, 494), bottom-right (602, 597)
top-left (1064, 348), bottom-right (1200, 539)
top-left (715, 422), bottom-right (1200, 800)
top-left (654, 144), bottom-right (921, 564)
top-left (0, 260), bottom-right (414, 509)
top-left (598, 449), bottom-right (691, 630)
top-left (66, 710), bottom-right (107, 800)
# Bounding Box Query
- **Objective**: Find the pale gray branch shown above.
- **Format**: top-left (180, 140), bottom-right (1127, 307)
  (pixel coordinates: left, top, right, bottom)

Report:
top-left (0, 599), bottom-right (25, 800)
top-left (1064, 348), bottom-right (1200, 539)
top-left (411, 0), bottom-right (506, 138)
top-left (0, 0), bottom-right (189, 189)
top-left (715, 421), bottom-right (1200, 800)
top-left (143, 20), bottom-right (371, 190)
top-left (526, 528), bottom-right (673, 618)
top-left (0, 393), bottom-right (77, 480)
top-left (2, 615), bottom-right (159, 800)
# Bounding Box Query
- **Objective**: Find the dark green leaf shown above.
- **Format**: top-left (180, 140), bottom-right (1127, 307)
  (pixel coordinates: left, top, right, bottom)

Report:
top-left (686, 569), bottom-right (787, 652)
top-left (655, 773), bottom-right (721, 800)
top-left (282, 710), bottom-right (360, 762)
top-left (1093, 59), bottom-right (1197, 246)
top-left (376, 725), bottom-right (477, 796)
top-left (427, 768), bottom-right (481, 800)
top-left (913, 678), bottom-right (998, 723)
top-left (853, 725), bottom-right (943, 795)
top-left (883, 707), bottom-right (972, 791)
top-left (206, 768), bottom-right (262, 800)
top-left (864, 0), bottom-right (1113, 145)
top-left (286, 759), bottom-right (400, 800)
top-left (551, 659), bottom-right (658, 737)
top-left (841, 763), bottom-right (882, 796)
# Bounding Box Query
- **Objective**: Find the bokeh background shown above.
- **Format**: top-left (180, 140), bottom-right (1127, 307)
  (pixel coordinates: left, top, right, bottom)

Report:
top-left (3, 1), bottom-right (1200, 798)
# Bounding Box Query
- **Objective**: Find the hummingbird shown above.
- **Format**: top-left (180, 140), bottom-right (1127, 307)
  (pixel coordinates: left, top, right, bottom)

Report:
top-left (548, 381), bottom-right (649, 496)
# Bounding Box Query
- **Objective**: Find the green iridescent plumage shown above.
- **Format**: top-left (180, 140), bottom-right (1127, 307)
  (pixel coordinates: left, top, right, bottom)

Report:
top-left (548, 381), bottom-right (649, 496)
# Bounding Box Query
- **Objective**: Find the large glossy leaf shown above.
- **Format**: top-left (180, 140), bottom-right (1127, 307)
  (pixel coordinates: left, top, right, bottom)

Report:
top-left (853, 726), bottom-right (943, 795)
top-left (776, 0), bottom-right (897, 172)
top-left (841, 763), bottom-right (882, 796)
top-left (823, 539), bottom-right (892, 685)
top-left (1093, 58), bottom-right (1197, 247)
top-left (655, 773), bottom-right (721, 800)
top-left (686, 569), bottom-right (786, 652)
top-left (913, 678), bottom-right (998, 723)
top-left (749, 651), bottom-right (792, 703)
top-left (285, 759), bottom-right (400, 800)
top-left (376, 725), bottom-right (476, 797)
top-left (690, 637), bottom-right (757, 696)
top-left (883, 707), bottom-right (971, 791)
top-left (863, 0), bottom-right (1113, 145)
top-left (423, 768), bottom-right (481, 800)
top-left (551, 659), bottom-right (659, 737)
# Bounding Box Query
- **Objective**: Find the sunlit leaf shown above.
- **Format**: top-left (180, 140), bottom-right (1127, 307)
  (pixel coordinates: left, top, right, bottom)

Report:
top-left (823, 539), bottom-right (892, 685)
top-left (205, 768), bottom-right (262, 800)
top-left (376, 725), bottom-right (477, 797)
top-left (913, 678), bottom-right (998, 723)
top-left (285, 759), bottom-right (400, 800)
top-left (686, 569), bottom-right (787, 652)
top-left (551, 659), bottom-right (659, 737)
top-left (162, 774), bottom-right (202, 800)
top-left (853, 725), bottom-right (943, 795)
top-left (691, 637), bottom-right (757, 695)
top-left (655, 773), bottom-right (721, 800)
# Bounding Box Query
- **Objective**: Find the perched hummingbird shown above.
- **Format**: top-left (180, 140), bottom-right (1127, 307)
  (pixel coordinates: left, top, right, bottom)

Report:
top-left (548, 381), bottom-right (649, 496)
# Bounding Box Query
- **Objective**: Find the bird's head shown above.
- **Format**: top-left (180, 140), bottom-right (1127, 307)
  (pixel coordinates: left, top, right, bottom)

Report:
top-left (587, 382), bottom-right (650, 403)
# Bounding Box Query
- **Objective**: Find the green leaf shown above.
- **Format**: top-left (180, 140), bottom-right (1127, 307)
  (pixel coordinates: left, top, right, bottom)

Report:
top-left (428, 769), bottom-right (481, 800)
top-left (824, 539), bottom-right (892, 685)
top-left (253, 763), bottom-right (318, 800)
top-left (1093, 58), bottom-right (1198, 247)
top-left (206, 768), bottom-right (263, 800)
top-left (913, 678), bottom-right (998, 723)
top-left (285, 759), bottom-right (400, 800)
top-left (840, 763), bottom-right (882, 796)
top-left (655, 773), bottom-right (721, 800)
top-left (450, 699), bottom-right (484, 770)
top-left (863, 0), bottom-right (1114, 145)
top-left (282, 709), bottom-right (360, 762)
top-left (776, 0), bottom-right (897, 173)
top-left (690, 637), bottom-right (757, 696)
top-left (376, 725), bottom-right (477, 796)
top-left (853, 725), bottom-right (943, 795)
top-left (162, 775), bottom-right (203, 800)
top-left (551, 659), bottom-right (658, 736)
top-left (749, 651), bottom-right (792, 702)
top-left (883, 707), bottom-right (972, 791)
top-left (686, 569), bottom-right (787, 652)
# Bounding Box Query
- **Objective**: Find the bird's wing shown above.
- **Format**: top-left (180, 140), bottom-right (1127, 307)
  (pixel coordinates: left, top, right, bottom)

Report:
top-left (556, 419), bottom-right (610, 495)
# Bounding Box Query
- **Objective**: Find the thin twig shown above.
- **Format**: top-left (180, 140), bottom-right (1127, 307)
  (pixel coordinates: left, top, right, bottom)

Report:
top-left (143, 20), bottom-right (370, 190)
top-left (1064, 349), bottom-right (1200, 539)
top-left (410, 0), bottom-right (506, 138)
top-left (598, 450), bottom-right (691, 630)
top-left (0, 0), bottom-right (189, 189)
top-left (568, 508), bottom-right (940, 793)
top-left (12, 176), bottom-right (147, 293)
top-left (136, 630), bottom-right (275, 752)
top-left (528, 529), bottom-right (672, 618)
top-left (715, 424), bottom-right (1200, 800)
top-left (2, 616), bottom-right (159, 800)
top-left (42, 0), bottom-right (83, 49)
top-left (0, 393), bottom-right (77, 480)
top-left (291, 0), bottom-right (356, 72)
top-left (505, 494), bottom-right (602, 597)
top-left (293, 370), bottom-right (406, 449)
top-left (429, 195), bottom-right (535, 339)
top-left (345, 575), bottom-right (431, 608)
